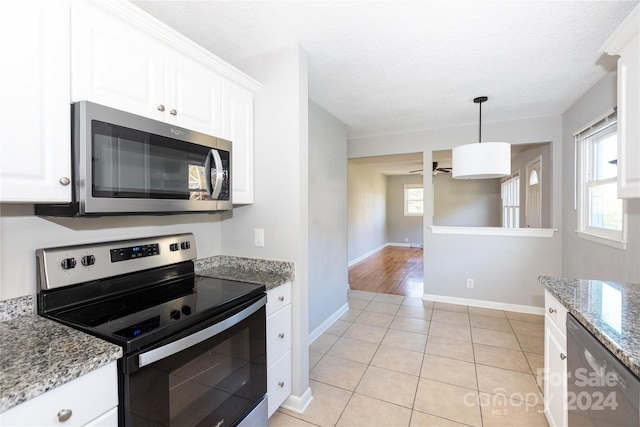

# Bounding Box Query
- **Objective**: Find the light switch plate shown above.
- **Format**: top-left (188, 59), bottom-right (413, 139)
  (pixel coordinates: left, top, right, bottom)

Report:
top-left (254, 228), bottom-right (264, 247)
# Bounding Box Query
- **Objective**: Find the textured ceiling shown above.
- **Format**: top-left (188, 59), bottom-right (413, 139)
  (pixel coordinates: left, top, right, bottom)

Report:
top-left (132, 1), bottom-right (637, 139)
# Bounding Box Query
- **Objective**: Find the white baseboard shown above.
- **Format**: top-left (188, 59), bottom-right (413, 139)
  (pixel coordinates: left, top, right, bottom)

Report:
top-left (308, 302), bottom-right (349, 344)
top-left (281, 386), bottom-right (313, 414)
top-left (348, 244), bottom-right (387, 267)
top-left (423, 293), bottom-right (544, 315)
top-left (386, 242), bottom-right (411, 247)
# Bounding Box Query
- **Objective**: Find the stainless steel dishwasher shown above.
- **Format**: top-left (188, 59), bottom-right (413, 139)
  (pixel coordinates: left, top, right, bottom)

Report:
top-left (567, 314), bottom-right (639, 426)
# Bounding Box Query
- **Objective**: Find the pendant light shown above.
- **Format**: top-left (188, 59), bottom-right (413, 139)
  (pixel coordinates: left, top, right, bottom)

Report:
top-left (452, 96), bottom-right (510, 179)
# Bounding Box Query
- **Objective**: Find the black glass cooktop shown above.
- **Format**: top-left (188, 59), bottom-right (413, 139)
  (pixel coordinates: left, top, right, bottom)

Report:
top-left (43, 274), bottom-right (265, 352)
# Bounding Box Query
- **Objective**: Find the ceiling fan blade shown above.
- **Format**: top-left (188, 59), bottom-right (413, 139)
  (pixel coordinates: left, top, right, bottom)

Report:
top-left (409, 169), bottom-right (423, 173)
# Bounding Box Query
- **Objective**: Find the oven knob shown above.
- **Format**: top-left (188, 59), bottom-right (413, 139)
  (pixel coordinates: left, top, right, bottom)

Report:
top-left (170, 310), bottom-right (181, 320)
top-left (169, 243), bottom-right (179, 252)
top-left (182, 305), bottom-right (192, 316)
top-left (60, 258), bottom-right (76, 270)
top-left (81, 255), bottom-right (95, 266)
top-left (180, 241), bottom-right (191, 250)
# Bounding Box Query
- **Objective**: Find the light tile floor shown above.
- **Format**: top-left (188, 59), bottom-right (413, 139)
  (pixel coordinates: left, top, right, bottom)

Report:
top-left (269, 290), bottom-right (550, 427)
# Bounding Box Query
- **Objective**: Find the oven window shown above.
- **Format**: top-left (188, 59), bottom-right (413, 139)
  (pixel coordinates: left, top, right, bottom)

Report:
top-left (127, 307), bottom-right (266, 427)
top-left (92, 121), bottom-right (215, 200)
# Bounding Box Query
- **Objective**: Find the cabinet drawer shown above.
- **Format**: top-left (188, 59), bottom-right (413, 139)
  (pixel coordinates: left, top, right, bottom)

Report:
top-left (0, 362), bottom-right (117, 427)
top-left (84, 407), bottom-right (118, 427)
top-left (267, 304), bottom-right (292, 365)
top-left (545, 290), bottom-right (567, 331)
top-left (266, 282), bottom-right (291, 317)
top-left (267, 351), bottom-right (292, 417)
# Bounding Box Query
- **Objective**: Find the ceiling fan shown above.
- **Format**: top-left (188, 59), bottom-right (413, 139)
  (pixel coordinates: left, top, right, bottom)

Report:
top-left (410, 162), bottom-right (452, 175)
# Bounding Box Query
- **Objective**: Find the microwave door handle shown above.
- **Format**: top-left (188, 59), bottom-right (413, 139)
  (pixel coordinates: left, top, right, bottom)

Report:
top-left (204, 150), bottom-right (213, 197)
top-left (210, 148), bottom-right (224, 199)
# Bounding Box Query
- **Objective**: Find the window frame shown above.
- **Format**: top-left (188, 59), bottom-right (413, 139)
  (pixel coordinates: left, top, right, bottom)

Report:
top-left (404, 183), bottom-right (424, 216)
top-left (576, 119), bottom-right (627, 250)
top-left (501, 172), bottom-right (520, 228)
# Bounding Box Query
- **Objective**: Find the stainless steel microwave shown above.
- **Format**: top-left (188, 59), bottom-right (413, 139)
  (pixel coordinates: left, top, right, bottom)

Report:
top-left (36, 101), bottom-right (231, 216)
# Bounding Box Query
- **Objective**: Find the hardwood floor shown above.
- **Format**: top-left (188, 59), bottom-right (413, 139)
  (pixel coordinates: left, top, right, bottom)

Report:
top-left (348, 246), bottom-right (423, 297)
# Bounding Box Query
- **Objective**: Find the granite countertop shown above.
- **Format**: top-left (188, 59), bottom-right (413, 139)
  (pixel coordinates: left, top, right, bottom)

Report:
top-left (0, 296), bottom-right (122, 413)
top-left (195, 255), bottom-right (295, 290)
top-left (539, 276), bottom-right (640, 378)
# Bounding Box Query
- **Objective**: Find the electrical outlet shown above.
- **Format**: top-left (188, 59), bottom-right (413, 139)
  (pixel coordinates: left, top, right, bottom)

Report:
top-left (466, 278), bottom-right (474, 289)
top-left (404, 237), bottom-right (409, 242)
top-left (254, 229), bottom-right (264, 247)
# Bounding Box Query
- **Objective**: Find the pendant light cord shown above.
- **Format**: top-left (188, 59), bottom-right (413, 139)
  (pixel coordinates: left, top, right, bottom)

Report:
top-left (474, 96), bottom-right (488, 143)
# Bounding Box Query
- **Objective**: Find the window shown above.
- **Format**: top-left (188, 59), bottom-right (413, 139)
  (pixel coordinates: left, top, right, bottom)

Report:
top-left (576, 113), bottom-right (626, 249)
top-left (501, 173), bottom-right (520, 228)
top-left (404, 184), bottom-right (423, 216)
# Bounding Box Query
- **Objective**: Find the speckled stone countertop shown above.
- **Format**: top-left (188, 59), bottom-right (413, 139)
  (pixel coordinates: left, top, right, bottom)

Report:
top-left (195, 255), bottom-right (295, 290)
top-left (539, 276), bottom-right (640, 378)
top-left (0, 296), bottom-right (122, 413)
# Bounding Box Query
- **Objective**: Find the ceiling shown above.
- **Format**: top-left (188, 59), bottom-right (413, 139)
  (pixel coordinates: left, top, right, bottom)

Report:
top-left (132, 1), bottom-right (637, 140)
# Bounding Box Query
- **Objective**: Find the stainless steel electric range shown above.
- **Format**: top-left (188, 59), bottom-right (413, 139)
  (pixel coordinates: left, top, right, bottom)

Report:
top-left (36, 233), bottom-right (267, 427)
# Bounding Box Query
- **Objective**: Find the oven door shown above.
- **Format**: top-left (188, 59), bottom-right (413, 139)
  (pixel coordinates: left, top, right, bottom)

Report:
top-left (122, 295), bottom-right (266, 427)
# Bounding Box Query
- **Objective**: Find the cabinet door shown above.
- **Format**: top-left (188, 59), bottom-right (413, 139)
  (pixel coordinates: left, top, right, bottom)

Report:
top-left (544, 318), bottom-right (567, 427)
top-left (267, 304), bottom-right (292, 366)
top-left (267, 351), bottom-right (292, 417)
top-left (616, 32), bottom-right (640, 199)
top-left (165, 50), bottom-right (223, 136)
top-left (71, 1), bottom-right (164, 121)
top-left (222, 81), bottom-right (254, 204)
top-left (0, 362), bottom-right (117, 427)
top-left (0, 0), bottom-right (71, 202)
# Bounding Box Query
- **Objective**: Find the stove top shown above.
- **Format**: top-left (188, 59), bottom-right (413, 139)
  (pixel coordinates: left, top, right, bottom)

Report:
top-left (36, 233), bottom-right (266, 353)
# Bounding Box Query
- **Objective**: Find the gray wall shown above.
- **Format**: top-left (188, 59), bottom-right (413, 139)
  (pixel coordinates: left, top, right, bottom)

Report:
top-left (561, 72), bottom-right (640, 283)
top-left (0, 206), bottom-right (222, 300)
top-left (223, 46), bottom-right (311, 404)
top-left (308, 100), bottom-right (348, 333)
top-left (386, 174), bottom-right (424, 245)
top-left (433, 174), bottom-right (501, 227)
top-left (347, 162), bottom-right (387, 263)
top-left (349, 115), bottom-right (564, 308)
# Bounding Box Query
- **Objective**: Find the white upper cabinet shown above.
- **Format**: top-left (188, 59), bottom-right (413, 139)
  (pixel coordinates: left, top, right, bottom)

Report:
top-left (222, 81), bottom-right (254, 205)
top-left (71, 1), bottom-right (165, 122)
top-left (0, 0), bottom-right (72, 203)
top-left (71, 0), bottom-right (259, 202)
top-left (71, 1), bottom-right (222, 137)
top-left (602, 5), bottom-right (640, 199)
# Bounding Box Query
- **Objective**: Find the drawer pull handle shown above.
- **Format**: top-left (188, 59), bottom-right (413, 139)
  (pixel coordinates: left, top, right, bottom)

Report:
top-left (57, 409), bottom-right (72, 422)
top-left (170, 109), bottom-right (177, 116)
top-left (278, 333), bottom-right (285, 339)
top-left (560, 353), bottom-right (567, 361)
top-left (157, 104), bottom-right (165, 112)
top-left (548, 307), bottom-right (557, 314)
top-left (278, 381), bottom-right (285, 388)
top-left (278, 296), bottom-right (285, 302)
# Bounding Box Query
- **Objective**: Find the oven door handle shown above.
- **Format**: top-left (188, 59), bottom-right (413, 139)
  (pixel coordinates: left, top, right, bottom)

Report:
top-left (138, 294), bottom-right (266, 368)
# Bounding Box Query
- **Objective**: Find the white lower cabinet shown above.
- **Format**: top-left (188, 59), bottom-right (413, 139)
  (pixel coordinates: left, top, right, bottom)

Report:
top-left (266, 283), bottom-right (292, 418)
top-left (544, 291), bottom-right (568, 427)
top-left (0, 362), bottom-right (118, 426)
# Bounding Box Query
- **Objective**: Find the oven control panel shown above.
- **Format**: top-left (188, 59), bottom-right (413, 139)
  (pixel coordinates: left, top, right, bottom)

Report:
top-left (110, 244), bottom-right (160, 262)
top-left (36, 233), bottom-right (197, 290)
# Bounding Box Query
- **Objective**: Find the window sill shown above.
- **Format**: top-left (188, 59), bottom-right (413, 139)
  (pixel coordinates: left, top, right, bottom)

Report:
top-left (575, 230), bottom-right (627, 250)
top-left (429, 226), bottom-right (557, 237)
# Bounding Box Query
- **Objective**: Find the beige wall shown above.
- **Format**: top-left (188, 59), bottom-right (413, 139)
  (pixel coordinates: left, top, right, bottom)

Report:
top-left (433, 174), bottom-right (501, 227)
top-left (347, 162), bottom-right (387, 263)
top-left (386, 174), bottom-right (424, 245)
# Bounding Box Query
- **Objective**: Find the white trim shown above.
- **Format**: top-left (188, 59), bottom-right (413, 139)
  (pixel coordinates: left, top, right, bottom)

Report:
top-left (387, 242), bottom-right (412, 248)
top-left (429, 226), bottom-right (557, 237)
top-left (575, 230), bottom-right (628, 250)
top-left (348, 244), bottom-right (387, 267)
top-left (423, 294), bottom-right (544, 315)
top-left (308, 303), bottom-right (349, 344)
top-left (281, 387), bottom-right (313, 415)
top-left (600, 5), bottom-right (640, 55)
